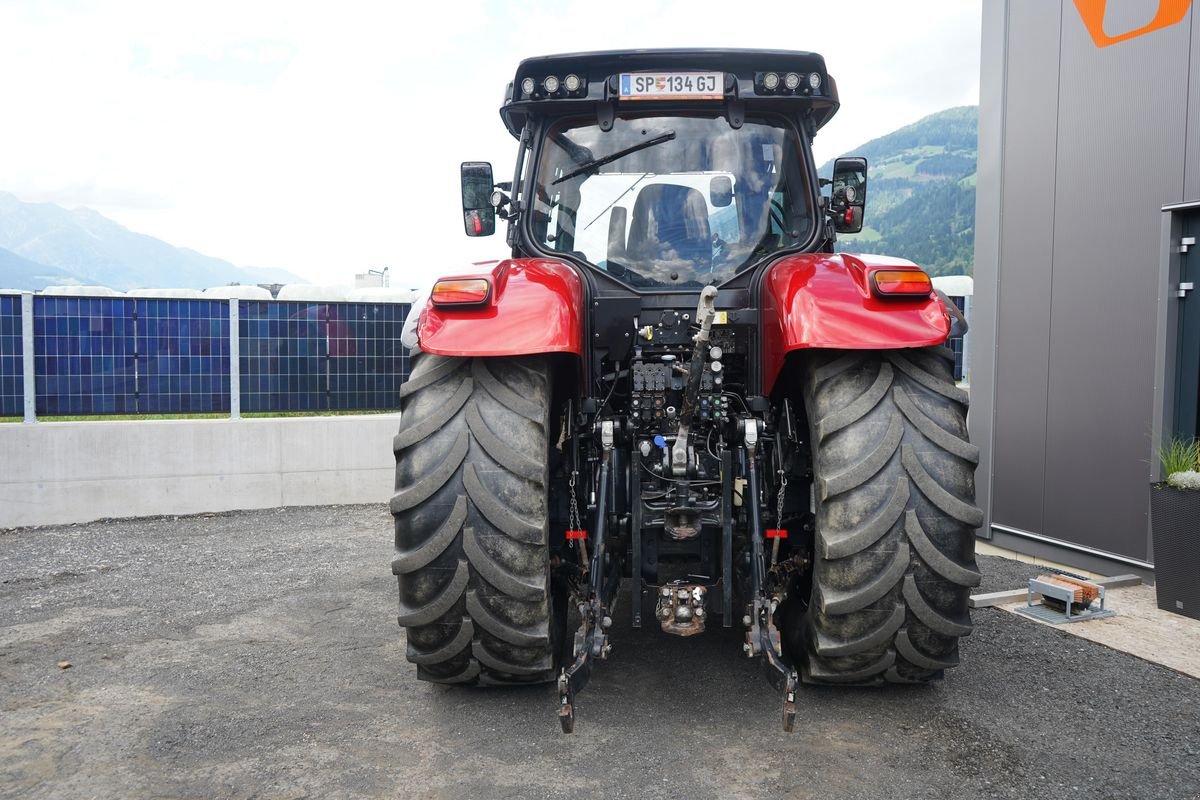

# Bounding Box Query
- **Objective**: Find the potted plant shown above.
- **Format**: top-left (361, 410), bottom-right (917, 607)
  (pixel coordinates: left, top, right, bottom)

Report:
top-left (1150, 436), bottom-right (1200, 620)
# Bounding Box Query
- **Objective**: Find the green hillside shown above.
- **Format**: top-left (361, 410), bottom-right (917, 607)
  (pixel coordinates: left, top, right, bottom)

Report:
top-left (822, 106), bottom-right (978, 277)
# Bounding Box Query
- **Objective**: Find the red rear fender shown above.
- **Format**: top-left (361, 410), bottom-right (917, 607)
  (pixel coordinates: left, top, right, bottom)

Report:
top-left (761, 253), bottom-right (950, 393)
top-left (418, 258), bottom-right (584, 357)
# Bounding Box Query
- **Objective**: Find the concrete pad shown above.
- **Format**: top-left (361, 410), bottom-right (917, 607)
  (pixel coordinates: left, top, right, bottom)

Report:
top-left (0, 416), bottom-right (401, 527)
top-left (277, 415), bottom-right (400, 473)
top-left (998, 583), bottom-right (1200, 680)
top-left (1, 419), bottom-right (282, 482)
top-left (0, 473), bottom-right (283, 527)
top-left (281, 467), bottom-right (394, 507)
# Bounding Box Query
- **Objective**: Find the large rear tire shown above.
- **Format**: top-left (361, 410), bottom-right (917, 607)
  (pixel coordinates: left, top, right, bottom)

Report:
top-left (789, 347), bottom-right (983, 684)
top-left (391, 351), bottom-right (556, 685)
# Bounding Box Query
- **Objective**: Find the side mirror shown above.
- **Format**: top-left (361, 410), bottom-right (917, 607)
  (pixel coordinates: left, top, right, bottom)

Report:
top-left (830, 157), bottom-right (867, 234)
top-left (461, 162), bottom-right (496, 237)
top-left (709, 175), bottom-right (733, 208)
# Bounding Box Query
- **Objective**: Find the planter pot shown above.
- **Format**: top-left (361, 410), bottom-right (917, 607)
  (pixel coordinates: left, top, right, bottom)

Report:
top-left (1149, 483), bottom-right (1200, 621)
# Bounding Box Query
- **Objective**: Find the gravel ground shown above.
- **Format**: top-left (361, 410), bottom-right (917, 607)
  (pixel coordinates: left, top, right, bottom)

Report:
top-left (1, 505), bottom-right (1197, 800)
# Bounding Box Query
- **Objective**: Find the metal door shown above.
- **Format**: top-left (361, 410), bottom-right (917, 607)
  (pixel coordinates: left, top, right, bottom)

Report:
top-left (1175, 210), bottom-right (1200, 439)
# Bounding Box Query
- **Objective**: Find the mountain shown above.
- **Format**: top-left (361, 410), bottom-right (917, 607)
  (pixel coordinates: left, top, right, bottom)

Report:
top-left (822, 106), bottom-right (978, 277)
top-left (0, 246), bottom-right (87, 291)
top-left (0, 191), bottom-right (305, 291)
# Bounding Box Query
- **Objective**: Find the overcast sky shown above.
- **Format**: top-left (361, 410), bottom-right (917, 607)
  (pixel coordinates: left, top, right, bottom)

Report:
top-left (0, 1), bottom-right (981, 289)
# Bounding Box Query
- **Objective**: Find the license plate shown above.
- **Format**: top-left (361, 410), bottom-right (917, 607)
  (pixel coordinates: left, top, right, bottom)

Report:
top-left (619, 72), bottom-right (724, 100)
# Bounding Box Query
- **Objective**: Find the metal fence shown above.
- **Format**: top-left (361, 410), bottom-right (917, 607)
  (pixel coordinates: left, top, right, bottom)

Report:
top-left (0, 292), bottom-right (410, 419)
top-left (946, 294), bottom-right (969, 383)
top-left (239, 300), bottom-right (410, 412)
top-left (2, 287), bottom-right (966, 418)
top-left (0, 294), bottom-right (22, 416)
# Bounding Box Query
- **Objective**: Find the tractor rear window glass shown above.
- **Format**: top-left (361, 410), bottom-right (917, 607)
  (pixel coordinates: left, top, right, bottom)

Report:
top-left (533, 114), bottom-right (814, 288)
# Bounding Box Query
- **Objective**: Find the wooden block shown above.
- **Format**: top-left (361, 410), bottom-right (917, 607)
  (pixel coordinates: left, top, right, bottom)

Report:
top-left (968, 589), bottom-right (1027, 608)
top-left (1037, 574), bottom-right (1100, 604)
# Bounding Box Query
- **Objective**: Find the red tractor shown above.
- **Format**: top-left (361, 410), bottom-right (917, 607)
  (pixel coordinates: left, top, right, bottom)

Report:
top-left (391, 49), bottom-right (981, 732)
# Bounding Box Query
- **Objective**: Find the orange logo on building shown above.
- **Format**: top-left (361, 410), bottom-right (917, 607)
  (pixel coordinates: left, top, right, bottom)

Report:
top-left (1073, 0), bottom-right (1191, 47)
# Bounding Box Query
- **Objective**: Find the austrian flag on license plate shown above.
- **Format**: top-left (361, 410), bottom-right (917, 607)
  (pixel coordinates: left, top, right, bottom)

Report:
top-left (619, 72), bottom-right (724, 100)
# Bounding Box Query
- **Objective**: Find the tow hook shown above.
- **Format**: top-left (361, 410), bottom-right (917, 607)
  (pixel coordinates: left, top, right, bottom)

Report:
top-left (782, 672), bottom-right (798, 733)
top-left (656, 583), bottom-right (707, 636)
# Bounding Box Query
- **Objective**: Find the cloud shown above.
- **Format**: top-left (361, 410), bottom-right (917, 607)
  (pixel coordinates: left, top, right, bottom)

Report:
top-left (9, 183), bottom-right (173, 212)
top-left (0, 0), bottom-right (981, 289)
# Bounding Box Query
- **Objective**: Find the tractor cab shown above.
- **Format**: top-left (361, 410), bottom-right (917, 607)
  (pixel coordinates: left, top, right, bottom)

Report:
top-left (464, 50), bottom-right (865, 290)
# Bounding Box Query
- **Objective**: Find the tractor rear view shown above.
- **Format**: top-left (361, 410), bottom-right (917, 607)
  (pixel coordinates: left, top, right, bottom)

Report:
top-left (391, 49), bottom-right (982, 732)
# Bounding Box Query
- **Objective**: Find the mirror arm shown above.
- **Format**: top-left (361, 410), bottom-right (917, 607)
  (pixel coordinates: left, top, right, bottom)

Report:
top-left (503, 124), bottom-right (532, 250)
top-left (823, 216), bottom-right (838, 247)
top-left (801, 112), bottom-right (817, 140)
top-left (493, 192), bottom-right (518, 222)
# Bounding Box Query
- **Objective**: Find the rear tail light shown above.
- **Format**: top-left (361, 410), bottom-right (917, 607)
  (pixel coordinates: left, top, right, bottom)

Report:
top-left (871, 270), bottom-right (932, 297)
top-left (431, 278), bottom-right (491, 306)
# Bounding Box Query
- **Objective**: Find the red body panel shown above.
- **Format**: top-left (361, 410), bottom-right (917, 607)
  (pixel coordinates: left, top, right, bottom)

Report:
top-left (760, 253), bottom-right (950, 393)
top-left (419, 258), bottom-right (584, 357)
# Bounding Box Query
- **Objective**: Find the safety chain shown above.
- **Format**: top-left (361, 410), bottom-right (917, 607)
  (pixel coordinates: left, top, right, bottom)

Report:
top-left (767, 470), bottom-right (789, 568)
top-left (568, 470), bottom-right (583, 533)
top-left (566, 470), bottom-right (590, 570)
top-left (776, 470), bottom-right (788, 528)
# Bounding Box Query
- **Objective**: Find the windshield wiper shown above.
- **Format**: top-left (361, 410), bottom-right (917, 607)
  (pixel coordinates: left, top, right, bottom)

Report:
top-left (550, 132), bottom-right (594, 166)
top-left (552, 130), bottom-right (675, 185)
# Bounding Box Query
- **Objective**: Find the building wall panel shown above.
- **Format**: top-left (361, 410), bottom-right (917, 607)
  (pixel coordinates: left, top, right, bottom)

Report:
top-left (969, 0), bottom-right (1009, 535)
top-left (1040, 5), bottom-right (1192, 561)
top-left (989, 0), bottom-right (1063, 535)
top-left (982, 0), bottom-right (1198, 568)
top-left (1186, 5), bottom-right (1200, 201)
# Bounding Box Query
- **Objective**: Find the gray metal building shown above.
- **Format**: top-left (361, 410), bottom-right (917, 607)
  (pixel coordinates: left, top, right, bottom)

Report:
top-left (973, 0), bottom-right (1200, 576)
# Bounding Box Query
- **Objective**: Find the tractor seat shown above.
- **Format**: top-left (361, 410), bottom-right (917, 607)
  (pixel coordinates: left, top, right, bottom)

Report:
top-left (626, 184), bottom-right (712, 274)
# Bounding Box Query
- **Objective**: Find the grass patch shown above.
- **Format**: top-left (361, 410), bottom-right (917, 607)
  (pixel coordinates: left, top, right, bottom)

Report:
top-left (838, 225), bottom-right (884, 244)
top-left (873, 159), bottom-right (918, 180)
top-left (1160, 436), bottom-right (1200, 477)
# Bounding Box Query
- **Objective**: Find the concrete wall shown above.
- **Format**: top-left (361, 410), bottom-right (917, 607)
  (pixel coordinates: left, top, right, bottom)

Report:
top-left (0, 415), bottom-right (401, 528)
top-left (974, 0), bottom-right (1198, 572)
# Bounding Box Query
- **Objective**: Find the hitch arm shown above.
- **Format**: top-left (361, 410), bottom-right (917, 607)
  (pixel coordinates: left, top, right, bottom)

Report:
top-left (558, 420), bottom-right (619, 733)
top-left (743, 419), bottom-right (800, 732)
